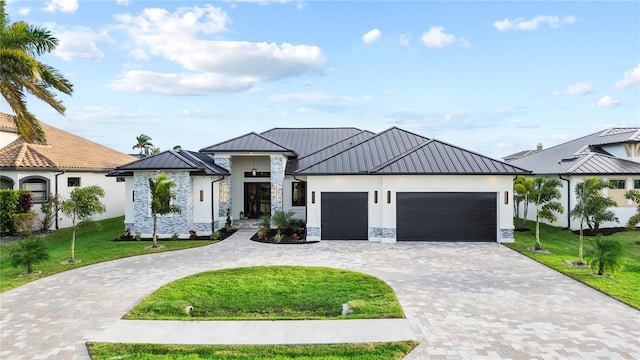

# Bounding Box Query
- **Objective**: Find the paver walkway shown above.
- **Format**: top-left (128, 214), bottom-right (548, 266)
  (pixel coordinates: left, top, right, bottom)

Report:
top-left (1, 229), bottom-right (639, 359)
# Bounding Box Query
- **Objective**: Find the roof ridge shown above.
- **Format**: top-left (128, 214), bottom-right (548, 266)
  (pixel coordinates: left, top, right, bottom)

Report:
top-left (369, 139), bottom-right (435, 173)
top-left (171, 150), bottom-right (202, 169)
top-left (297, 130), bottom-right (372, 160)
top-left (261, 127), bottom-right (364, 132)
top-left (566, 153), bottom-right (593, 173)
top-left (200, 131), bottom-right (294, 154)
top-left (294, 127), bottom-right (429, 173)
top-left (429, 137), bottom-right (531, 172)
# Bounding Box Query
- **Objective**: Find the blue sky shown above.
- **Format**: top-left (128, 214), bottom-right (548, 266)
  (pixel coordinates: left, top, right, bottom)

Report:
top-left (2, 0), bottom-right (639, 159)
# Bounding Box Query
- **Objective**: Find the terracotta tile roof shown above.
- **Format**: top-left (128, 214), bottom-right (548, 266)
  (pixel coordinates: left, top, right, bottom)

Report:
top-left (0, 113), bottom-right (136, 170)
top-left (0, 112), bottom-right (18, 133)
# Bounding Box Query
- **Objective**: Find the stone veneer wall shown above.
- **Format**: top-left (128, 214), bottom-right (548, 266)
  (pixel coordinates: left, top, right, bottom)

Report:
top-left (499, 228), bottom-right (514, 243)
top-left (270, 155), bottom-right (284, 215)
top-left (130, 171), bottom-right (193, 238)
top-left (214, 156), bottom-right (232, 221)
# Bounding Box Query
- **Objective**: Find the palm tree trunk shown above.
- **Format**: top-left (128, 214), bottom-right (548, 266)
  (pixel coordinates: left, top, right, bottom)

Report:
top-left (535, 215), bottom-right (542, 250)
top-left (152, 215), bottom-right (158, 248)
top-left (69, 217), bottom-right (76, 262)
top-left (577, 224), bottom-right (584, 265)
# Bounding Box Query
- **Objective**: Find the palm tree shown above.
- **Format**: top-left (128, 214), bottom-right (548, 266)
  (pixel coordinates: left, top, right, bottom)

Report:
top-left (0, 2), bottom-right (73, 142)
top-left (132, 134), bottom-right (153, 155)
top-left (9, 237), bottom-right (49, 274)
top-left (572, 178), bottom-right (618, 265)
top-left (513, 176), bottom-right (534, 230)
top-left (149, 174), bottom-right (181, 248)
top-left (531, 177), bottom-right (564, 251)
top-left (586, 235), bottom-right (624, 276)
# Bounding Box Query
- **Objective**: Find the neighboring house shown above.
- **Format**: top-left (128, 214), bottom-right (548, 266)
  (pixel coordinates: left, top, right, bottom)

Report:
top-left (0, 112), bottom-right (137, 229)
top-left (506, 128), bottom-right (640, 230)
top-left (112, 127), bottom-right (529, 243)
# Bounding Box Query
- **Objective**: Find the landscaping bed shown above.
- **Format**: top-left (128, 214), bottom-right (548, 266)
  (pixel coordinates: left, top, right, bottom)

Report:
top-left (113, 229), bottom-right (237, 242)
top-left (250, 228), bottom-right (317, 244)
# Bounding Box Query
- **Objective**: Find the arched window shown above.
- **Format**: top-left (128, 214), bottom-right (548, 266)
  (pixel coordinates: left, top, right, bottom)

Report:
top-left (0, 176), bottom-right (14, 190)
top-left (19, 176), bottom-right (50, 203)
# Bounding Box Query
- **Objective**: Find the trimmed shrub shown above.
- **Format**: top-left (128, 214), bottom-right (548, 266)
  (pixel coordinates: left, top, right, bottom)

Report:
top-left (0, 190), bottom-right (22, 235)
top-left (12, 212), bottom-right (38, 237)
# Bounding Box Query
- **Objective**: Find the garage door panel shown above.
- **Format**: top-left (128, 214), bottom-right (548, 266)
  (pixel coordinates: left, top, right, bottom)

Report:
top-left (321, 192), bottom-right (368, 240)
top-left (397, 192), bottom-right (496, 242)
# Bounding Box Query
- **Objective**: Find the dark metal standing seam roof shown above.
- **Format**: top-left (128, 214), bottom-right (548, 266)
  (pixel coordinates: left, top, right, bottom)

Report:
top-left (372, 140), bottom-right (530, 174)
top-left (295, 127), bottom-right (432, 174)
top-left (199, 132), bottom-right (294, 154)
top-left (295, 130), bottom-right (376, 170)
top-left (260, 128), bottom-right (364, 158)
top-left (110, 150), bottom-right (229, 176)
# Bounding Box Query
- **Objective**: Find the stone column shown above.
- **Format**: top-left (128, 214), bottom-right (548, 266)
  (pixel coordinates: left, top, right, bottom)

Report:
top-left (214, 155), bottom-right (232, 229)
top-left (270, 155), bottom-right (285, 216)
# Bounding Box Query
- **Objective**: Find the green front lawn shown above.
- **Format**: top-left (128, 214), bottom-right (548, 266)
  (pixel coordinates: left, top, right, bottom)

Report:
top-left (87, 342), bottom-right (418, 360)
top-left (126, 266), bottom-right (405, 320)
top-left (0, 217), bottom-right (215, 292)
top-left (508, 222), bottom-right (640, 310)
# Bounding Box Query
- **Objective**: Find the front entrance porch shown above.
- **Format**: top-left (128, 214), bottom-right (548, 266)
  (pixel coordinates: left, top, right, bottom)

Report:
top-left (244, 182), bottom-right (271, 219)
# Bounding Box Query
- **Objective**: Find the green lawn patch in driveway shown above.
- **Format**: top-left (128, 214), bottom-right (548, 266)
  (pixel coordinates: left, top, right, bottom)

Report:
top-left (87, 341), bottom-right (418, 360)
top-left (507, 222), bottom-right (640, 310)
top-left (125, 266), bottom-right (405, 320)
top-left (0, 217), bottom-right (215, 292)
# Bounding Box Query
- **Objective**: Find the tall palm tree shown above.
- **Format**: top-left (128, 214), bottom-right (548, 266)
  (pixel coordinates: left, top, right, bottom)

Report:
top-left (0, 1), bottom-right (73, 142)
top-left (132, 134), bottom-right (153, 155)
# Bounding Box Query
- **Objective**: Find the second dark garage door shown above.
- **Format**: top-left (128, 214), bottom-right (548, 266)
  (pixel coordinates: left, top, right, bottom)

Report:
top-left (397, 192), bottom-right (497, 242)
top-left (321, 192), bottom-right (368, 240)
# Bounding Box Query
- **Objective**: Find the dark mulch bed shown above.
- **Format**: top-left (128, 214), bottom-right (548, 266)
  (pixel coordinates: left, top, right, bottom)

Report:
top-left (113, 229), bottom-right (237, 242)
top-left (250, 229), bottom-right (318, 244)
top-left (571, 227), bottom-right (637, 237)
top-left (1, 230), bottom-right (54, 244)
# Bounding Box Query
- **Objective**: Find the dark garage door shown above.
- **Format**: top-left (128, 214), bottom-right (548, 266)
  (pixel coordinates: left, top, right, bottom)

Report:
top-left (321, 192), bottom-right (368, 240)
top-left (397, 192), bottom-right (496, 242)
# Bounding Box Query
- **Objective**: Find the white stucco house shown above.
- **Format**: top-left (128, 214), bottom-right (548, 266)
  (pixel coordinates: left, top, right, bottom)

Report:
top-left (506, 127), bottom-right (640, 230)
top-left (111, 127), bottom-right (530, 243)
top-left (0, 112), bottom-right (136, 230)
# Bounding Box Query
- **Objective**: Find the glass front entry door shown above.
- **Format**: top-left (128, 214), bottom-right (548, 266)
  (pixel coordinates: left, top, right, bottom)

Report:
top-left (244, 183), bottom-right (271, 219)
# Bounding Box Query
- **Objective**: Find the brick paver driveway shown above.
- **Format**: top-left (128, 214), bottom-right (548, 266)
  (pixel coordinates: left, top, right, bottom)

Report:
top-left (1, 230), bottom-right (639, 359)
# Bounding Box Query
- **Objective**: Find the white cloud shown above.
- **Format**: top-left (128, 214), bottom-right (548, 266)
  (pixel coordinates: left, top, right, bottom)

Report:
top-left (18, 7), bottom-right (30, 15)
top-left (421, 27), bottom-right (463, 48)
top-left (106, 70), bottom-right (255, 95)
top-left (494, 15), bottom-right (575, 31)
top-left (614, 64), bottom-right (640, 89)
top-left (42, 0), bottom-right (78, 13)
top-left (362, 28), bottom-right (381, 44)
top-left (51, 26), bottom-right (113, 61)
top-left (116, 0), bottom-right (129, 6)
top-left (597, 95), bottom-right (620, 107)
top-left (110, 5), bottom-right (326, 94)
top-left (554, 81), bottom-right (594, 96)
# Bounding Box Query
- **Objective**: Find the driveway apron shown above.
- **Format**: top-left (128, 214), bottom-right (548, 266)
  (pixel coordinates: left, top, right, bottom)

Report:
top-left (1, 229), bottom-right (639, 359)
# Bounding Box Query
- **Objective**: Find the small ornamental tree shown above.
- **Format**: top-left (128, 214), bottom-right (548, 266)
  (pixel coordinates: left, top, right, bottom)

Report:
top-left (625, 189), bottom-right (640, 229)
top-left (149, 174), bottom-right (181, 248)
top-left (9, 238), bottom-right (49, 274)
top-left (60, 186), bottom-right (106, 263)
top-left (513, 176), bottom-right (535, 230)
top-left (571, 178), bottom-right (618, 264)
top-left (531, 177), bottom-right (564, 251)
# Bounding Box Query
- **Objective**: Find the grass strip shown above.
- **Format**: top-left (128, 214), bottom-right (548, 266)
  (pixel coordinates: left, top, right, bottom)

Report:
top-left (87, 341), bottom-right (419, 360)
